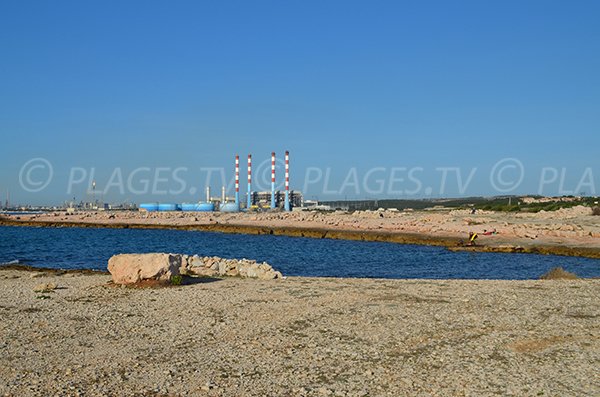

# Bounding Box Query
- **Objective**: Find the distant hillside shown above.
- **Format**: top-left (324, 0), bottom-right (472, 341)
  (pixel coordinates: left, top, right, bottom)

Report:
top-left (321, 196), bottom-right (599, 212)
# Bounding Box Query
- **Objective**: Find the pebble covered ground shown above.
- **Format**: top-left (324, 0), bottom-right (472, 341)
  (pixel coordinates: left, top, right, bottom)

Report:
top-left (0, 269), bottom-right (598, 396)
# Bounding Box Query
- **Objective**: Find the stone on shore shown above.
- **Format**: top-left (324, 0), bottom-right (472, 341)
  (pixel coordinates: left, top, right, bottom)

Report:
top-left (33, 282), bottom-right (57, 293)
top-left (183, 255), bottom-right (283, 280)
top-left (189, 255), bottom-right (204, 268)
top-left (188, 267), bottom-right (219, 277)
top-left (108, 253), bottom-right (181, 285)
top-left (108, 253), bottom-right (283, 283)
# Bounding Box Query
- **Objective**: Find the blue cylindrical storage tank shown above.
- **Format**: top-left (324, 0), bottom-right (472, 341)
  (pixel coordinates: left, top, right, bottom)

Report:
top-left (181, 203), bottom-right (215, 211)
top-left (220, 203), bottom-right (240, 212)
top-left (198, 203), bottom-right (215, 212)
top-left (181, 203), bottom-right (200, 211)
top-left (158, 203), bottom-right (178, 211)
top-left (139, 203), bottom-right (159, 212)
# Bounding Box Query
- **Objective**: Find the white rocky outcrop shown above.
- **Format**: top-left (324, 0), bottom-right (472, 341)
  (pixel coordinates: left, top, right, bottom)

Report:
top-left (107, 253), bottom-right (283, 284)
top-left (181, 255), bottom-right (283, 280)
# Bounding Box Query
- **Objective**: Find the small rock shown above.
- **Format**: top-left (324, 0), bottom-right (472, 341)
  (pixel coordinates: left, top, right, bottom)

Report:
top-left (189, 267), bottom-right (219, 278)
top-left (258, 270), bottom-right (277, 280)
top-left (33, 283), bottom-right (57, 293)
top-left (246, 267), bottom-right (259, 278)
top-left (190, 255), bottom-right (203, 268)
top-left (218, 262), bottom-right (229, 276)
top-left (201, 382), bottom-right (217, 391)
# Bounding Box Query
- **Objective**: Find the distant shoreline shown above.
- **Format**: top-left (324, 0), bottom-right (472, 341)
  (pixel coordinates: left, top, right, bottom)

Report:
top-left (2, 217), bottom-right (599, 259)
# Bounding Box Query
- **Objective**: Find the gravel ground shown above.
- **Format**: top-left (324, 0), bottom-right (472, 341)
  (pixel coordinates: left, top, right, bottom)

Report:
top-left (0, 269), bottom-right (598, 397)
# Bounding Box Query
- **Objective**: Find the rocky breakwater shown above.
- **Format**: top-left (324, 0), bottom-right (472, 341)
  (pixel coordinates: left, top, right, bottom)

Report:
top-left (108, 253), bottom-right (283, 285)
top-left (181, 255), bottom-right (283, 280)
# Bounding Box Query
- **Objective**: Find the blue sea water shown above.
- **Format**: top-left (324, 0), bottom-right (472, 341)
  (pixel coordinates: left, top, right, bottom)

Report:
top-left (0, 226), bottom-right (598, 279)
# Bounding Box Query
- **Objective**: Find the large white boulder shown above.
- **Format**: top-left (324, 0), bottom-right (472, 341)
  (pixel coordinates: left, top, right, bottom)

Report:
top-left (108, 253), bottom-right (181, 285)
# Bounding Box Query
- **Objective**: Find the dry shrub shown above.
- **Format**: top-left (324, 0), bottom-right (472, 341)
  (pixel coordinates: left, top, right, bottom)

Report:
top-left (540, 267), bottom-right (579, 280)
top-left (592, 206), bottom-right (600, 216)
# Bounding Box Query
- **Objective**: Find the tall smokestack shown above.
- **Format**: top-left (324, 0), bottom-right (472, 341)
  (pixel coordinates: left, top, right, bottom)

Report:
top-left (284, 151), bottom-right (290, 211)
top-left (206, 186), bottom-right (211, 203)
top-left (247, 154), bottom-right (252, 209)
top-left (235, 154), bottom-right (240, 206)
top-left (271, 152), bottom-right (276, 209)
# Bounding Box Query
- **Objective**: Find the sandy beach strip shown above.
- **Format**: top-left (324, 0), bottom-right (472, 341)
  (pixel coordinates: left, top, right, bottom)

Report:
top-left (0, 268), bottom-right (598, 396)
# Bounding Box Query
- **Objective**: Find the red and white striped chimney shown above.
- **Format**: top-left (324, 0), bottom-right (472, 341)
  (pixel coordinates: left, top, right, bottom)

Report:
top-left (270, 152), bottom-right (276, 209)
top-left (235, 154), bottom-right (240, 206)
top-left (247, 154), bottom-right (252, 208)
top-left (284, 150), bottom-right (290, 211)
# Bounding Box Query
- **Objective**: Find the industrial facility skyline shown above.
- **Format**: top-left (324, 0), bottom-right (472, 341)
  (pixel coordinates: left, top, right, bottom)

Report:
top-left (1, 1), bottom-right (599, 205)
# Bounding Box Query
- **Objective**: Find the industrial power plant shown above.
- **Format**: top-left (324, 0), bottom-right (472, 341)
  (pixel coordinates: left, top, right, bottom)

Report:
top-left (138, 151), bottom-right (302, 213)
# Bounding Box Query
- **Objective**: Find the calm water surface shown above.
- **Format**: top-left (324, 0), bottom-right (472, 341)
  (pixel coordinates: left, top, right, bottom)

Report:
top-left (0, 226), bottom-right (598, 279)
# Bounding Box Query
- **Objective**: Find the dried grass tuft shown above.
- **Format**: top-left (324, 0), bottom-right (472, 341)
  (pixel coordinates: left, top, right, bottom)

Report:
top-left (540, 267), bottom-right (579, 280)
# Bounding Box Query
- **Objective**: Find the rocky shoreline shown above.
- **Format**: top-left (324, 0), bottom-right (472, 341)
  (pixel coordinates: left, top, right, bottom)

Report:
top-left (0, 267), bottom-right (598, 396)
top-left (2, 207), bottom-right (600, 259)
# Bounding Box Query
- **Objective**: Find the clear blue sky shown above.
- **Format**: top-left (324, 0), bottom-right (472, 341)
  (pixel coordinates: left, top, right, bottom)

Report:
top-left (1, 1), bottom-right (599, 205)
